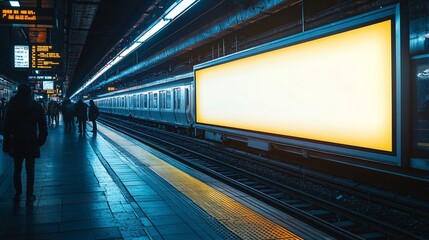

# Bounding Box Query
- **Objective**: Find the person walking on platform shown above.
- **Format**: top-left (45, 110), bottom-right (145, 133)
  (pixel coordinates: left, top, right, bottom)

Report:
top-left (61, 99), bottom-right (75, 131)
top-left (2, 83), bottom-right (48, 204)
top-left (37, 98), bottom-right (48, 123)
top-left (0, 98), bottom-right (8, 135)
top-left (88, 100), bottom-right (100, 133)
top-left (48, 99), bottom-right (60, 126)
top-left (75, 99), bottom-right (88, 133)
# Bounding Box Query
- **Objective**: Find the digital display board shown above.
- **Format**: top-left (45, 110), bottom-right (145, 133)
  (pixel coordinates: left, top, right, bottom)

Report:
top-left (42, 81), bottom-right (54, 90)
top-left (28, 75), bottom-right (57, 81)
top-left (195, 20), bottom-right (393, 152)
top-left (31, 45), bottom-right (61, 69)
top-left (14, 45), bottom-right (30, 68)
top-left (0, 8), bottom-right (54, 27)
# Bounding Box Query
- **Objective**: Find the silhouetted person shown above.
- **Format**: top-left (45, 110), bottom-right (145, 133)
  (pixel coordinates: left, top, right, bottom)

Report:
top-left (75, 99), bottom-right (88, 133)
top-left (48, 99), bottom-right (60, 126)
top-left (2, 83), bottom-right (48, 204)
top-left (61, 99), bottom-right (75, 131)
top-left (88, 100), bottom-right (100, 133)
top-left (0, 97), bottom-right (7, 135)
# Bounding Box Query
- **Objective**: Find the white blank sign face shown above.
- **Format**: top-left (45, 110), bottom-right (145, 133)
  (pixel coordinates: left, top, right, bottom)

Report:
top-left (196, 20), bottom-right (393, 152)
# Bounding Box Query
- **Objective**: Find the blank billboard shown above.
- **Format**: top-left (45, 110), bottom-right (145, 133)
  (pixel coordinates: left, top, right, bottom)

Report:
top-left (196, 20), bottom-right (393, 152)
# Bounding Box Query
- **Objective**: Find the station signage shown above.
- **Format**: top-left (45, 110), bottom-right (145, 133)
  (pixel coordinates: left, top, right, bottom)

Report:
top-left (28, 75), bottom-right (57, 81)
top-left (14, 45), bottom-right (30, 68)
top-left (0, 8), bottom-right (55, 27)
top-left (31, 45), bottom-right (61, 70)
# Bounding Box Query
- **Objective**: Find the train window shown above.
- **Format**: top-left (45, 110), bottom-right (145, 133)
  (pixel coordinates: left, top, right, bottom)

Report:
top-left (137, 95), bottom-right (140, 108)
top-left (185, 88), bottom-right (189, 108)
top-left (166, 90), bottom-right (171, 109)
top-left (153, 93), bottom-right (158, 108)
top-left (140, 94), bottom-right (144, 108)
top-left (173, 88), bottom-right (181, 109)
top-left (149, 93), bottom-right (153, 108)
top-left (143, 94), bottom-right (148, 108)
top-left (160, 91), bottom-right (165, 109)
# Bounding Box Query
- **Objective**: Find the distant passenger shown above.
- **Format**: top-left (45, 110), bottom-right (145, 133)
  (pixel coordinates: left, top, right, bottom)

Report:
top-left (88, 100), bottom-right (100, 133)
top-left (48, 99), bottom-right (60, 126)
top-left (37, 98), bottom-right (48, 121)
top-left (61, 99), bottom-right (75, 131)
top-left (75, 99), bottom-right (88, 133)
top-left (2, 83), bottom-right (48, 204)
top-left (0, 97), bottom-right (7, 135)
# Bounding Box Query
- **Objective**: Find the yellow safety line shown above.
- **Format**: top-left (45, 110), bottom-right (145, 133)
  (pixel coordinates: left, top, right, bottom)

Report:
top-left (99, 125), bottom-right (302, 240)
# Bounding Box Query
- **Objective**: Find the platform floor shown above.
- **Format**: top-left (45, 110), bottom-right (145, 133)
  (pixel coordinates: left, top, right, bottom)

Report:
top-left (0, 119), bottom-right (333, 240)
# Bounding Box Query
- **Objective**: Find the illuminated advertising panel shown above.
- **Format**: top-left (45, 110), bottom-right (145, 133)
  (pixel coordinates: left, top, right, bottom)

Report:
top-left (42, 81), bottom-right (54, 90)
top-left (196, 20), bottom-right (393, 152)
top-left (14, 45), bottom-right (29, 68)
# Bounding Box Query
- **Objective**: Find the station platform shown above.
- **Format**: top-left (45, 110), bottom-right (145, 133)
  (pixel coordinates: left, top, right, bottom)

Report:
top-left (0, 120), bottom-right (333, 240)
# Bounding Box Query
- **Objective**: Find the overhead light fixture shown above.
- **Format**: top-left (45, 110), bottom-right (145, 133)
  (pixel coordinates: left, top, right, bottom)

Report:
top-left (70, 0), bottom-right (199, 100)
top-left (137, 19), bottom-right (170, 43)
top-left (9, 1), bottom-right (20, 7)
top-left (164, 0), bottom-right (196, 20)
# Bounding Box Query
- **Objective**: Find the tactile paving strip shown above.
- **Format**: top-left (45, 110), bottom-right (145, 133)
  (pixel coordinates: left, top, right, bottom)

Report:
top-left (100, 125), bottom-right (302, 240)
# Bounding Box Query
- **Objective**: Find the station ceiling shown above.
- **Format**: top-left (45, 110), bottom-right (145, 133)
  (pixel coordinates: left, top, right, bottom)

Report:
top-left (0, 0), bottom-right (179, 96)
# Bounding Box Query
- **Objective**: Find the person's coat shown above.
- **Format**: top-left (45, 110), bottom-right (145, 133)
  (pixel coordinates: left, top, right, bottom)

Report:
top-left (75, 100), bottom-right (88, 121)
top-left (3, 95), bottom-right (48, 158)
top-left (88, 104), bottom-right (99, 121)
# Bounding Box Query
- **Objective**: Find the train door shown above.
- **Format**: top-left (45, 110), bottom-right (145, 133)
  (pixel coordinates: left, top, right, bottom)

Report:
top-left (184, 87), bottom-right (191, 123)
top-left (142, 93), bottom-right (149, 119)
top-left (148, 92), bottom-right (153, 119)
top-left (173, 88), bottom-right (181, 124)
top-left (160, 90), bottom-right (166, 121)
top-left (136, 94), bottom-right (141, 118)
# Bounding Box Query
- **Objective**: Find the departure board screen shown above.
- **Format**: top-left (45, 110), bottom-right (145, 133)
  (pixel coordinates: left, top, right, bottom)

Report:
top-left (42, 81), bottom-right (54, 90)
top-left (0, 8), bottom-right (54, 27)
top-left (31, 45), bottom-right (61, 69)
top-left (14, 45), bottom-right (30, 68)
top-left (195, 20), bottom-right (393, 152)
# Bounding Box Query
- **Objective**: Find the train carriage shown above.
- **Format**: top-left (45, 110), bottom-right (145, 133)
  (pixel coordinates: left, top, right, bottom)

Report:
top-left (94, 74), bottom-right (193, 130)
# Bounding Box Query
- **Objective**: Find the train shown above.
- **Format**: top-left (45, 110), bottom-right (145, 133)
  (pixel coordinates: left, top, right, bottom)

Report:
top-left (95, 73), bottom-right (194, 132)
top-left (91, 4), bottom-right (428, 172)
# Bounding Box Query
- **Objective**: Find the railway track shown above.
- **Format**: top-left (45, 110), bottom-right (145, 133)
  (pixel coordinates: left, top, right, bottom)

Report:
top-left (99, 115), bottom-right (429, 239)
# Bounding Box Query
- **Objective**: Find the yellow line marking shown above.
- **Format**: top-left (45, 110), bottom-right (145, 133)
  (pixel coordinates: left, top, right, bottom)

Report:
top-left (99, 125), bottom-right (303, 239)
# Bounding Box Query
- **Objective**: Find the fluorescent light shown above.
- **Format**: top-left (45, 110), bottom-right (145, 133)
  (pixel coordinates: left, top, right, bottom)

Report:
top-left (119, 42), bottom-right (141, 57)
top-left (165, 0), bottom-right (197, 20)
top-left (109, 56), bottom-right (123, 66)
top-left (137, 19), bottom-right (170, 42)
top-left (9, 1), bottom-right (20, 7)
top-left (70, 0), bottom-right (200, 99)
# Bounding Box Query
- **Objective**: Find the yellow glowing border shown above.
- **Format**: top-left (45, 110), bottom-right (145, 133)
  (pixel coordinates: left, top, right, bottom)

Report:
top-left (196, 20), bottom-right (393, 152)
